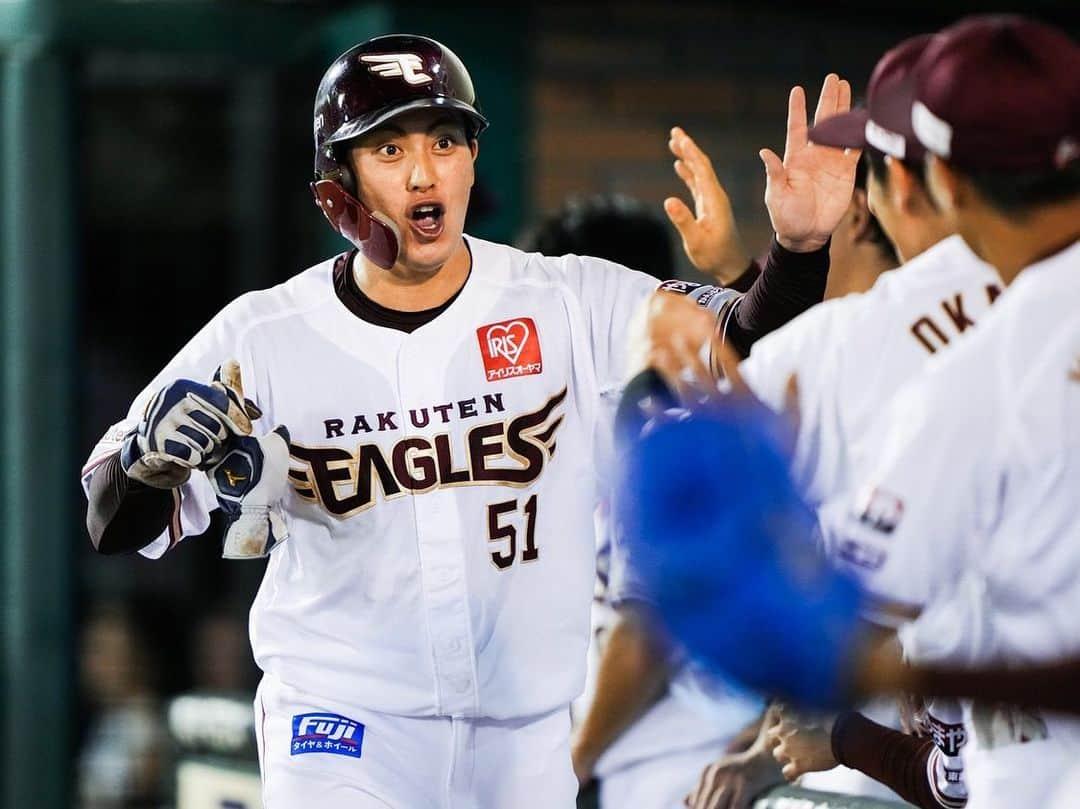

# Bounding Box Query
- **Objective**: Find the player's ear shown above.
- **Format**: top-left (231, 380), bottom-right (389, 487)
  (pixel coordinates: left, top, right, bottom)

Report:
top-left (885, 155), bottom-right (917, 213)
top-left (849, 188), bottom-right (873, 244)
top-left (925, 154), bottom-right (964, 215)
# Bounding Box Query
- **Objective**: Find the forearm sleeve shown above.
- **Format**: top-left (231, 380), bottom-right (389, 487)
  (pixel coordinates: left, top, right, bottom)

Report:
top-left (86, 452), bottom-right (179, 555)
top-left (727, 258), bottom-right (761, 293)
top-left (831, 711), bottom-right (949, 809)
top-left (725, 238), bottom-right (829, 357)
top-left (909, 659), bottom-right (1080, 716)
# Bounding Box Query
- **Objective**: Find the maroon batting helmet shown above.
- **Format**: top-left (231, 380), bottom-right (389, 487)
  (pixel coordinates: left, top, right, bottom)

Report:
top-left (310, 34), bottom-right (488, 268)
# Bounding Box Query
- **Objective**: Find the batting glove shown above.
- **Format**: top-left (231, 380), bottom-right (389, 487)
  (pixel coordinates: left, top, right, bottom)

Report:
top-left (120, 360), bottom-right (260, 489)
top-left (208, 425), bottom-right (291, 559)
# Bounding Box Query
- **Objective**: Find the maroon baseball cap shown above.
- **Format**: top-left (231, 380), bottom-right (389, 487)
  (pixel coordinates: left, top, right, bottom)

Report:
top-left (911, 15), bottom-right (1080, 171)
top-left (808, 34), bottom-right (933, 162)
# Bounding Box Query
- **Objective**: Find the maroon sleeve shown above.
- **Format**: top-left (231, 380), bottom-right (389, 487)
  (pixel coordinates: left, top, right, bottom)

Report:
top-left (831, 711), bottom-right (954, 809)
top-left (911, 660), bottom-right (1080, 715)
top-left (724, 238), bottom-right (829, 357)
top-left (86, 452), bottom-right (179, 555)
top-left (727, 259), bottom-right (761, 293)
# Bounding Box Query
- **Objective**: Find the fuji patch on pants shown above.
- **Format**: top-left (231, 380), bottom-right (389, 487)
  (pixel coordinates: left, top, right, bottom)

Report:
top-left (291, 712), bottom-right (365, 758)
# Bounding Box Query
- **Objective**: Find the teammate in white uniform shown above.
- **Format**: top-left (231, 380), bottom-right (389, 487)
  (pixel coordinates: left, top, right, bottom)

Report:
top-left (522, 196), bottom-right (765, 809)
top-left (582, 76), bottom-right (870, 809)
top-left (835, 15), bottom-right (1080, 809)
top-left (646, 34), bottom-right (991, 808)
top-left (82, 35), bottom-right (665, 808)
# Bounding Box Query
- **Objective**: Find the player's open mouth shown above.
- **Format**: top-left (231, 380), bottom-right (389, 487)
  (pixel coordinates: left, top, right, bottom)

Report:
top-left (407, 202), bottom-right (445, 240)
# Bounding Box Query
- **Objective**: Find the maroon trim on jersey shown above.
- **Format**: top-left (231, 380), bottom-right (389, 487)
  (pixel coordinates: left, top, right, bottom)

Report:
top-left (331, 245), bottom-right (472, 334)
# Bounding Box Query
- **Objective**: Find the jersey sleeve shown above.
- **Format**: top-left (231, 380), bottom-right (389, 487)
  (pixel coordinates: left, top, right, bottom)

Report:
top-left (829, 334), bottom-right (1001, 614)
top-left (738, 299), bottom-right (849, 508)
top-left (80, 294), bottom-right (262, 558)
top-left (557, 255), bottom-right (660, 395)
top-left (606, 495), bottom-right (655, 607)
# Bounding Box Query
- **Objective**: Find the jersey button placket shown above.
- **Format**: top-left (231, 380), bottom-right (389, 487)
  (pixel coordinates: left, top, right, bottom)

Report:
top-left (399, 335), bottom-right (477, 715)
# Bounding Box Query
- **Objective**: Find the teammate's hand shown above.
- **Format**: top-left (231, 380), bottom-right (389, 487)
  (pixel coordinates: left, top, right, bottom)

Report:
top-left (664, 127), bottom-right (752, 285)
top-left (209, 425), bottom-right (291, 559)
top-left (766, 707), bottom-right (838, 781)
top-left (120, 360), bottom-right (257, 489)
top-left (686, 712), bottom-right (784, 809)
top-left (642, 291), bottom-right (720, 401)
top-left (760, 73), bottom-right (860, 253)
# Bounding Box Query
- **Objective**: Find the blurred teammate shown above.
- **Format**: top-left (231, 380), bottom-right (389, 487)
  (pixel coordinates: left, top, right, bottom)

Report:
top-left (522, 196), bottom-right (760, 809)
top-left (655, 137), bottom-right (904, 809)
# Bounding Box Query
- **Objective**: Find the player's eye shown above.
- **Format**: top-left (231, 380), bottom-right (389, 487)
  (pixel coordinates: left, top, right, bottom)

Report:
top-left (377, 143), bottom-right (401, 157)
top-left (434, 136), bottom-right (455, 151)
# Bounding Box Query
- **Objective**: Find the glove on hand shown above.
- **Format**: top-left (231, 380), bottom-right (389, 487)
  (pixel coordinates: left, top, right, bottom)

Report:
top-left (208, 425), bottom-right (291, 559)
top-left (121, 360), bottom-right (260, 488)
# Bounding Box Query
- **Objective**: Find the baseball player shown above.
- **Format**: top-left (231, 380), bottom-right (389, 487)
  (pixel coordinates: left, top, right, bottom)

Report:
top-left (81, 34), bottom-right (668, 808)
top-left (833, 14), bottom-right (1080, 809)
top-left (636, 31), bottom-right (1010, 809)
top-left (79, 35), bottom-right (841, 808)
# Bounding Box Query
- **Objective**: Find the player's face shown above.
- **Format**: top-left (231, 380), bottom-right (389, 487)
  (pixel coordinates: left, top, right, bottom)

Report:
top-left (349, 110), bottom-right (478, 275)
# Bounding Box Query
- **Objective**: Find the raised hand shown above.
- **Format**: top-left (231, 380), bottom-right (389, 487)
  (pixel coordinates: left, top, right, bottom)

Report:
top-left (664, 127), bottom-right (753, 285)
top-left (759, 74), bottom-right (860, 252)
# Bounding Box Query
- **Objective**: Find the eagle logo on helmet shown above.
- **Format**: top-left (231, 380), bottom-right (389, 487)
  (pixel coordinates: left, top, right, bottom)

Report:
top-left (360, 54), bottom-right (432, 86)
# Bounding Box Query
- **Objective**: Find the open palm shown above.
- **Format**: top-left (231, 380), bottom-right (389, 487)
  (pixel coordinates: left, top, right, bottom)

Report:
top-left (760, 74), bottom-right (861, 252)
top-left (664, 126), bottom-right (752, 285)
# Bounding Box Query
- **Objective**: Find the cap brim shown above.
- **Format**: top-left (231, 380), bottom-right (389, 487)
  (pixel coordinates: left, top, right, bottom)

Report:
top-left (327, 97), bottom-right (489, 147)
top-left (808, 108), bottom-right (871, 150)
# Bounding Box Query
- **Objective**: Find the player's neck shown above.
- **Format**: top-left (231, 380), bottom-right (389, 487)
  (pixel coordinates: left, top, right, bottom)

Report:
top-left (824, 245), bottom-right (898, 299)
top-left (960, 199), bottom-right (1080, 286)
top-left (353, 240), bottom-right (471, 312)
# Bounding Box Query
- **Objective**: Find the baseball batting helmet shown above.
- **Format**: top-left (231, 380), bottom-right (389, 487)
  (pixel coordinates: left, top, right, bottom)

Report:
top-left (311, 34), bottom-right (489, 268)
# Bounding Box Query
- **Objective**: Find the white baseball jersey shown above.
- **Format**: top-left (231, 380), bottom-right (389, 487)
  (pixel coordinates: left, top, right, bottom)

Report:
top-left (739, 234), bottom-right (1001, 513)
top-left (837, 239), bottom-right (1080, 808)
top-left (576, 508), bottom-right (752, 788)
top-left (735, 235), bottom-right (1000, 800)
top-left (83, 235), bottom-right (658, 721)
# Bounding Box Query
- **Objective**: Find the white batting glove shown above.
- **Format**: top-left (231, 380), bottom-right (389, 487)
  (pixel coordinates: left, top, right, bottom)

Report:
top-left (208, 426), bottom-right (291, 559)
top-left (120, 360), bottom-right (258, 489)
